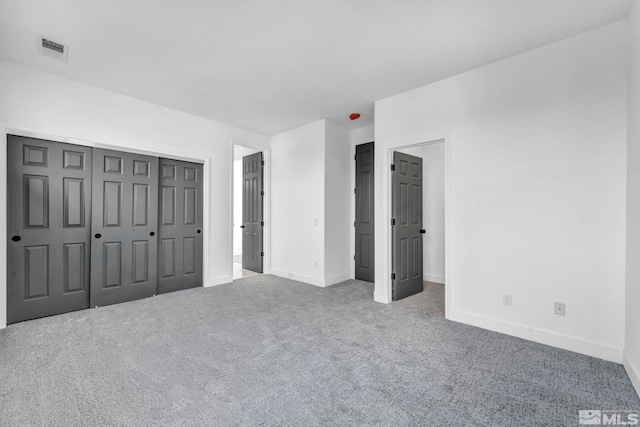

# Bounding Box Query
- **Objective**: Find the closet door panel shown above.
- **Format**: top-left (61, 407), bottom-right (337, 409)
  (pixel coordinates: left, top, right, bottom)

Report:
top-left (7, 135), bottom-right (92, 323)
top-left (157, 158), bottom-right (203, 294)
top-left (90, 148), bottom-right (158, 307)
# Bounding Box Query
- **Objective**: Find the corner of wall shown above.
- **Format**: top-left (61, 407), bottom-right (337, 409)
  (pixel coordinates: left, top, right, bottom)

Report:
top-left (205, 275), bottom-right (234, 287)
top-left (270, 120), bottom-right (327, 285)
top-left (271, 268), bottom-right (326, 287)
top-left (624, 349), bottom-right (640, 398)
top-left (323, 121), bottom-right (351, 283)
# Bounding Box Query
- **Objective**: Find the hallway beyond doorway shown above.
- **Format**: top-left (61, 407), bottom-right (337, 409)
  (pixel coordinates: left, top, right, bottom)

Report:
top-left (233, 262), bottom-right (260, 280)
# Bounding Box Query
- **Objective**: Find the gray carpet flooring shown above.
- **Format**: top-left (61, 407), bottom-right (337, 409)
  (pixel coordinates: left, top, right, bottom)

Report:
top-left (394, 281), bottom-right (446, 317)
top-left (0, 275), bottom-right (638, 426)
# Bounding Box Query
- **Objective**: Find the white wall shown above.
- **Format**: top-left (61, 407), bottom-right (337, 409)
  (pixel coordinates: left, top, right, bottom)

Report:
top-left (0, 59), bottom-right (270, 329)
top-left (233, 158), bottom-right (243, 257)
top-left (400, 143), bottom-right (445, 284)
top-left (349, 125), bottom-right (375, 279)
top-left (375, 22), bottom-right (628, 362)
top-left (625, 4), bottom-right (640, 396)
top-left (351, 125), bottom-right (375, 147)
top-left (271, 119), bottom-right (352, 287)
top-left (324, 121), bottom-right (351, 283)
top-left (271, 120), bottom-right (326, 285)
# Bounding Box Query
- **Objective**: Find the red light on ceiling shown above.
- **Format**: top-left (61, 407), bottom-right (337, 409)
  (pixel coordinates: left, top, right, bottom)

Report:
top-left (349, 113), bottom-right (361, 121)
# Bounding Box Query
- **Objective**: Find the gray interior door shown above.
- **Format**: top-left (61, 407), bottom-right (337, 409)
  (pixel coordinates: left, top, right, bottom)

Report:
top-left (157, 158), bottom-right (203, 294)
top-left (90, 148), bottom-right (159, 307)
top-left (355, 142), bottom-right (375, 282)
top-left (7, 135), bottom-right (92, 323)
top-left (392, 151), bottom-right (423, 300)
top-left (242, 152), bottom-right (263, 273)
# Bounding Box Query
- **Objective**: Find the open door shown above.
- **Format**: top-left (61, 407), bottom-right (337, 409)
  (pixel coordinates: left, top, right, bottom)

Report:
top-left (242, 152), bottom-right (264, 273)
top-left (392, 151), bottom-right (423, 300)
top-left (355, 142), bottom-right (375, 282)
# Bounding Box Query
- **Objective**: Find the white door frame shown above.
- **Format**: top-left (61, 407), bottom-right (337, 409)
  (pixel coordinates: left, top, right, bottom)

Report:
top-left (379, 135), bottom-right (452, 319)
top-left (0, 122), bottom-right (212, 329)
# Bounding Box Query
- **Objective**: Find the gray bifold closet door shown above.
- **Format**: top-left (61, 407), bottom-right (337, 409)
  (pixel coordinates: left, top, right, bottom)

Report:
top-left (90, 148), bottom-right (159, 307)
top-left (392, 151), bottom-right (423, 301)
top-left (7, 135), bottom-right (92, 323)
top-left (355, 142), bottom-right (375, 282)
top-left (7, 136), bottom-right (204, 323)
top-left (242, 152), bottom-right (264, 273)
top-left (157, 158), bottom-right (203, 294)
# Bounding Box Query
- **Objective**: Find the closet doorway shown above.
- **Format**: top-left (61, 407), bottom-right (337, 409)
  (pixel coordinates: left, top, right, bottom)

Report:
top-left (6, 135), bottom-right (203, 323)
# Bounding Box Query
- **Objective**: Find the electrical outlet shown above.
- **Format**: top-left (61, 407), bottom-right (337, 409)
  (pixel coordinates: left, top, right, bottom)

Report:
top-left (503, 294), bottom-right (512, 306)
top-left (554, 302), bottom-right (566, 316)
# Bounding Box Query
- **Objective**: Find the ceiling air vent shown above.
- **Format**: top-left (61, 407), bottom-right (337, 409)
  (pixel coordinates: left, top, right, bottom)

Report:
top-left (37, 35), bottom-right (69, 62)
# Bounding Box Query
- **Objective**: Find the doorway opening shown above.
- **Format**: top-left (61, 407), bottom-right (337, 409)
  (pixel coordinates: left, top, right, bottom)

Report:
top-left (232, 144), bottom-right (265, 280)
top-left (390, 140), bottom-right (446, 317)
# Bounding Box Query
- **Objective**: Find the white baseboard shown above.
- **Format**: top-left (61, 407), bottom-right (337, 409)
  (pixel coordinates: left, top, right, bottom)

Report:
top-left (270, 269), bottom-right (325, 287)
top-left (324, 273), bottom-right (351, 287)
top-left (205, 275), bottom-right (233, 287)
top-left (424, 273), bottom-right (445, 284)
top-left (374, 290), bottom-right (389, 304)
top-left (449, 309), bottom-right (623, 363)
top-left (624, 350), bottom-right (640, 399)
top-left (270, 269), bottom-right (351, 288)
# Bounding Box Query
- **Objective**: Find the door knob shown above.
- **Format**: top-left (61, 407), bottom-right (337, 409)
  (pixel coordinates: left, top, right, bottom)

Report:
top-left (11, 235), bottom-right (21, 242)
top-left (94, 233), bottom-right (102, 239)
top-left (419, 229), bottom-right (426, 234)
top-left (149, 231), bottom-right (155, 237)
top-left (197, 229), bottom-right (201, 234)
top-left (240, 225), bottom-right (245, 229)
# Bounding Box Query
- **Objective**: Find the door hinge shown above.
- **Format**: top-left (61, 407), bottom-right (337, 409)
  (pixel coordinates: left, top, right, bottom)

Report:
top-left (353, 255), bottom-right (356, 260)
top-left (354, 221), bottom-right (356, 227)
top-left (391, 164), bottom-right (395, 171)
top-left (354, 188), bottom-right (356, 194)
top-left (261, 190), bottom-right (265, 196)
top-left (391, 273), bottom-right (396, 280)
top-left (261, 251), bottom-right (264, 257)
top-left (261, 160), bottom-right (265, 166)
top-left (391, 218), bottom-right (395, 226)
top-left (261, 221), bottom-right (264, 226)
top-left (354, 154), bottom-right (357, 161)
